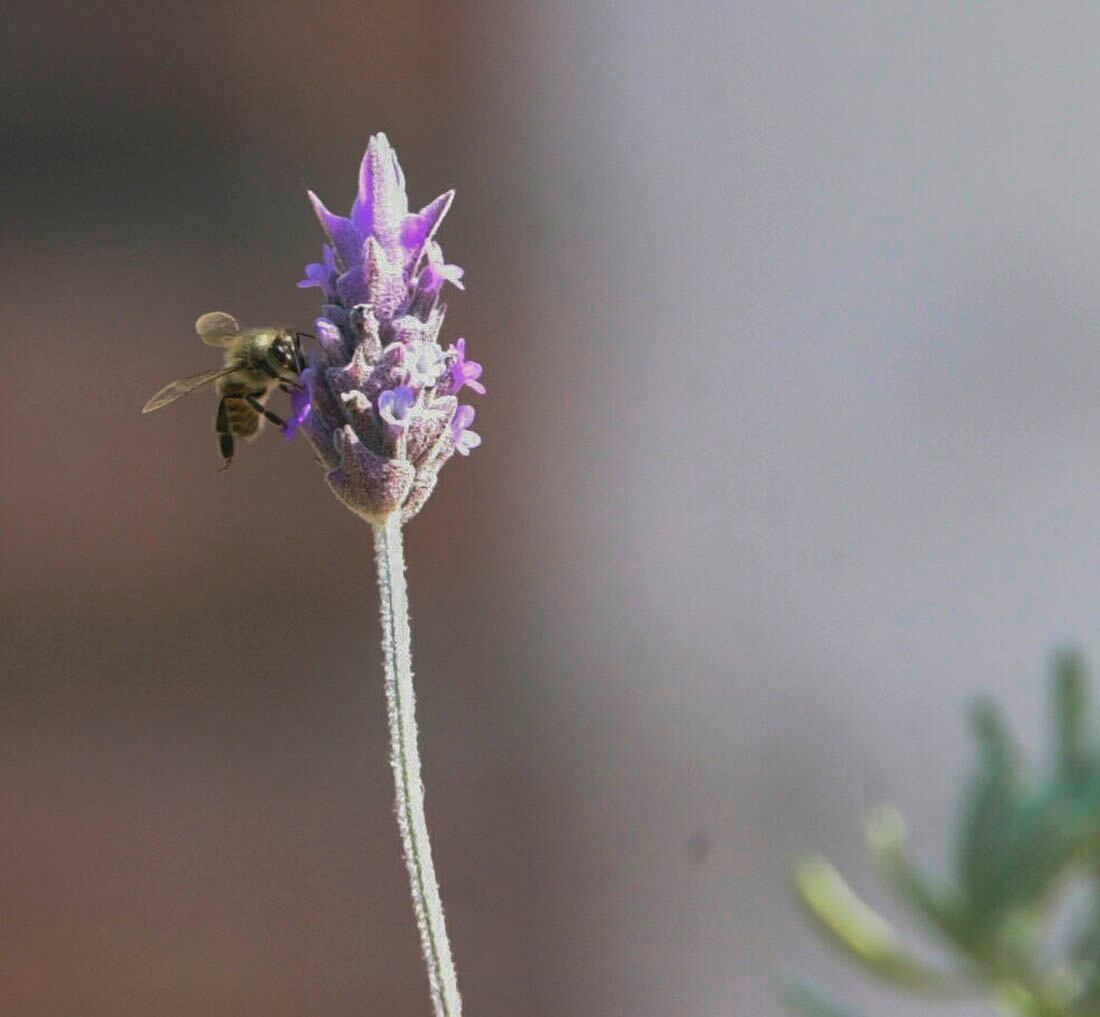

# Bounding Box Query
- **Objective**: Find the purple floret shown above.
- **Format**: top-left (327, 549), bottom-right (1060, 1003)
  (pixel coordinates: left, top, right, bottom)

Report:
top-left (282, 371), bottom-right (314, 439)
top-left (419, 241), bottom-right (465, 294)
top-left (378, 385), bottom-right (417, 428)
top-left (297, 243), bottom-right (339, 300)
top-left (451, 404), bottom-right (481, 456)
top-left (445, 338), bottom-right (485, 396)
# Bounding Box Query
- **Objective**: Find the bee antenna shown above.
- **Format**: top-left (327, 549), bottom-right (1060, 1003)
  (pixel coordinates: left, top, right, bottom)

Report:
top-left (292, 331), bottom-right (311, 374)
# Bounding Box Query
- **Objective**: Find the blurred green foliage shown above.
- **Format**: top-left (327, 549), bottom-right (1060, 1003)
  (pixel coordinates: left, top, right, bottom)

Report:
top-left (787, 654), bottom-right (1100, 1017)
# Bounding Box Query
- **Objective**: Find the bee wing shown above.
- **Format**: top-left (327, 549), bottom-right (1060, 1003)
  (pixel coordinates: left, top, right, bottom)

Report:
top-left (195, 312), bottom-right (240, 347)
top-left (142, 365), bottom-right (237, 414)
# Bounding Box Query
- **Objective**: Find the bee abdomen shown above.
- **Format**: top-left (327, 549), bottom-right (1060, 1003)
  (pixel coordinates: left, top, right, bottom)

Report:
top-left (217, 379), bottom-right (266, 440)
top-left (226, 398), bottom-right (263, 438)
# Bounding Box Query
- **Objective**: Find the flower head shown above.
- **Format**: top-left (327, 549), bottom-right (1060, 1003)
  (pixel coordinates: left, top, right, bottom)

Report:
top-left (295, 134), bottom-right (483, 523)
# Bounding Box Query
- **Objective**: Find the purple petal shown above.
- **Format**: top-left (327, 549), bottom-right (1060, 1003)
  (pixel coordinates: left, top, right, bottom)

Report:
top-left (335, 265), bottom-right (370, 307)
top-left (350, 146), bottom-right (376, 234)
top-left (422, 263), bottom-right (463, 294)
top-left (446, 338), bottom-right (485, 395)
top-left (283, 371), bottom-right (313, 439)
top-left (455, 429), bottom-right (481, 456)
top-left (378, 384), bottom-right (417, 427)
top-left (418, 240), bottom-right (464, 295)
top-left (396, 385), bottom-right (416, 413)
top-left (314, 317), bottom-right (346, 364)
top-left (451, 403), bottom-right (476, 438)
top-left (308, 191), bottom-right (362, 268)
top-left (401, 190), bottom-right (455, 255)
top-left (441, 263), bottom-right (465, 290)
top-left (354, 134), bottom-right (409, 242)
top-left (297, 245), bottom-right (338, 295)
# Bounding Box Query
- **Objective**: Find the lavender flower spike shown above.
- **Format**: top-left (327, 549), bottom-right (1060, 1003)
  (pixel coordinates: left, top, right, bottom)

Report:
top-left (297, 133), bottom-right (481, 525)
top-left (298, 135), bottom-right (480, 1017)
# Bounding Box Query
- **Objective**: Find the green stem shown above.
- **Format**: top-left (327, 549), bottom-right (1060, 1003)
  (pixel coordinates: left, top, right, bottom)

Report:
top-left (373, 515), bottom-right (462, 1017)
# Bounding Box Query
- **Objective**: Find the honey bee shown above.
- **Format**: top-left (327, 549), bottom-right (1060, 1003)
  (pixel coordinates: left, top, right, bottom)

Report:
top-left (142, 312), bottom-right (306, 470)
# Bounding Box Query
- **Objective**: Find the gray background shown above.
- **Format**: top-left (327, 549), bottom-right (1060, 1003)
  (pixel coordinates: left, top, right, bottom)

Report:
top-left (4, 2), bottom-right (1099, 1015)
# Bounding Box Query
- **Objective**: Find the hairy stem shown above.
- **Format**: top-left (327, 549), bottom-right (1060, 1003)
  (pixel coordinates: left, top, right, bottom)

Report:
top-left (373, 515), bottom-right (462, 1017)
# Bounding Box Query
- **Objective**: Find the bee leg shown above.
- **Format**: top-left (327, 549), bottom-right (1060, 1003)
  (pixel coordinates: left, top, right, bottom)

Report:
top-left (215, 397), bottom-right (234, 471)
top-left (245, 394), bottom-right (286, 428)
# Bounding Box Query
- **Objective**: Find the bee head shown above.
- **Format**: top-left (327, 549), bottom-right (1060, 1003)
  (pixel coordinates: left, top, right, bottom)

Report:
top-left (270, 332), bottom-right (301, 376)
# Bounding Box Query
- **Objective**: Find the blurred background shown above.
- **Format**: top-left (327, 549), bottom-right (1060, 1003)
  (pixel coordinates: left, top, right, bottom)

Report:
top-left (5, 2), bottom-right (1100, 1015)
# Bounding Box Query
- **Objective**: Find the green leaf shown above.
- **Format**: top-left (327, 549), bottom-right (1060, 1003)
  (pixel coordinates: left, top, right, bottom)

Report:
top-left (790, 656), bottom-right (1100, 1017)
top-left (957, 699), bottom-right (1025, 923)
top-left (984, 791), bottom-right (1085, 922)
top-left (865, 808), bottom-right (975, 950)
top-left (1054, 653), bottom-right (1090, 784)
top-left (1070, 876), bottom-right (1100, 1012)
top-left (794, 855), bottom-right (961, 993)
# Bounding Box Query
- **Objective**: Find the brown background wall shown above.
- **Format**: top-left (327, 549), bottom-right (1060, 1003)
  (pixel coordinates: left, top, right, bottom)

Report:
top-left (5, 3), bottom-right (1100, 1015)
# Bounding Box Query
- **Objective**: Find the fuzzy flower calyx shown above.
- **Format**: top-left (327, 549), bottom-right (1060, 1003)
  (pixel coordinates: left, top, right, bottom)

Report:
top-left (293, 134), bottom-right (482, 523)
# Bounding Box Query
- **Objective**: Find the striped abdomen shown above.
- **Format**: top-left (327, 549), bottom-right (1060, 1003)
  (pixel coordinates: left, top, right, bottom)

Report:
top-left (218, 375), bottom-right (269, 440)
